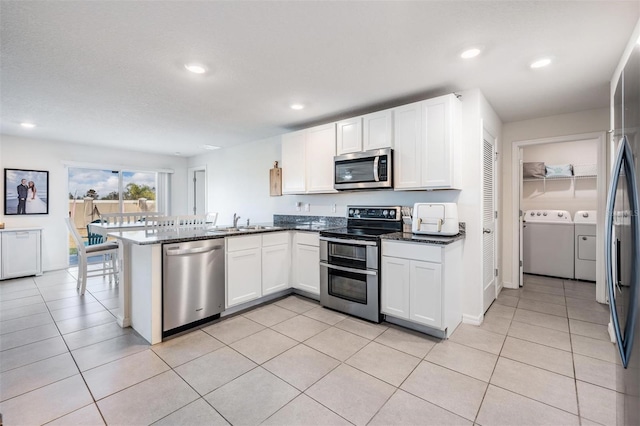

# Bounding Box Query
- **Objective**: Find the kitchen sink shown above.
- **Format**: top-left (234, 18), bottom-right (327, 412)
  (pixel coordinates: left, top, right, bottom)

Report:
top-left (239, 225), bottom-right (279, 230)
top-left (208, 225), bottom-right (281, 234)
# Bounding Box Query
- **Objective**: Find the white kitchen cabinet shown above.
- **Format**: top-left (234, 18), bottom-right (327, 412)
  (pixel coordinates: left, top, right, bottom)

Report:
top-left (336, 117), bottom-right (362, 155)
top-left (262, 232), bottom-right (290, 296)
top-left (409, 260), bottom-right (442, 328)
top-left (226, 235), bottom-right (262, 307)
top-left (306, 123), bottom-right (337, 193)
top-left (1, 229), bottom-right (43, 280)
top-left (336, 110), bottom-right (393, 155)
top-left (381, 256), bottom-right (410, 319)
top-left (393, 94), bottom-right (459, 190)
top-left (293, 232), bottom-right (320, 295)
top-left (381, 239), bottom-right (461, 336)
top-left (281, 124), bottom-right (336, 194)
top-left (363, 109), bottom-right (393, 151)
top-left (281, 130), bottom-right (307, 194)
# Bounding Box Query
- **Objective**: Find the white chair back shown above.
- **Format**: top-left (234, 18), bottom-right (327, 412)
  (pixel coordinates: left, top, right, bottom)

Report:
top-left (206, 212), bottom-right (219, 226)
top-left (101, 212), bottom-right (160, 226)
top-left (66, 218), bottom-right (87, 256)
top-left (145, 215), bottom-right (179, 232)
top-left (179, 215), bottom-right (208, 229)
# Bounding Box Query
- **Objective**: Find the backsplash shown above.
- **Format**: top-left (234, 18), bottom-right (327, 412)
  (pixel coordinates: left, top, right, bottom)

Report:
top-left (273, 214), bottom-right (347, 227)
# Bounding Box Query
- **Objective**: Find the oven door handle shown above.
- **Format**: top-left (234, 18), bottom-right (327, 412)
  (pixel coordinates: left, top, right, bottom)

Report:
top-left (319, 262), bottom-right (377, 276)
top-left (319, 236), bottom-right (378, 246)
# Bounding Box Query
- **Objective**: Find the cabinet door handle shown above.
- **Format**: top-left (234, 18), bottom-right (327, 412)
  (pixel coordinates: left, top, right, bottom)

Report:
top-left (582, 236), bottom-right (587, 241)
top-left (15, 232), bottom-right (30, 237)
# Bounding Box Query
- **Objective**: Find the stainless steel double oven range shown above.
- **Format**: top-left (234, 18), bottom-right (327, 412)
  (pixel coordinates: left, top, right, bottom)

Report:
top-left (319, 206), bottom-right (402, 323)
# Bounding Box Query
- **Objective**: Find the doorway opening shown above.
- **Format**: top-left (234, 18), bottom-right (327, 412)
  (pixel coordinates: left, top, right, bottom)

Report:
top-left (511, 132), bottom-right (607, 304)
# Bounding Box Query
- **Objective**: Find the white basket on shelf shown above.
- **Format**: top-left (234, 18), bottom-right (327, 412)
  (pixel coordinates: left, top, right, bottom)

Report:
top-left (573, 163), bottom-right (597, 177)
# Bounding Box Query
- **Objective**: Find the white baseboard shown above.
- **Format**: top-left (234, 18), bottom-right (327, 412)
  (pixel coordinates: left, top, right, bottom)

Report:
top-left (462, 313), bottom-right (483, 325)
top-left (501, 281), bottom-right (518, 289)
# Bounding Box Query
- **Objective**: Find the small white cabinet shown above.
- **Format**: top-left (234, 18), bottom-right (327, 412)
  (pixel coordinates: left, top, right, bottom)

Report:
top-left (336, 117), bottom-right (362, 155)
top-left (281, 124), bottom-right (336, 194)
top-left (381, 239), bottom-right (461, 336)
top-left (1, 228), bottom-right (43, 280)
top-left (293, 232), bottom-right (320, 295)
top-left (226, 232), bottom-right (291, 308)
top-left (393, 94), bottom-right (459, 190)
top-left (336, 109), bottom-right (393, 155)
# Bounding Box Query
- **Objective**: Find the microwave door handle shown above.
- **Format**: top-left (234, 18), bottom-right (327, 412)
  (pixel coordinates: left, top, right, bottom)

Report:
top-left (373, 156), bottom-right (380, 182)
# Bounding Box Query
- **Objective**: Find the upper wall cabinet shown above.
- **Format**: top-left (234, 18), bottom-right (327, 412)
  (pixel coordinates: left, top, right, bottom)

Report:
top-left (336, 109), bottom-right (393, 155)
top-left (393, 94), bottom-right (460, 190)
top-left (282, 123), bottom-right (337, 194)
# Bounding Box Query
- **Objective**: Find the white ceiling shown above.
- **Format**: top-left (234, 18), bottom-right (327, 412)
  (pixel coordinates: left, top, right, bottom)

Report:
top-left (1, 1), bottom-right (638, 157)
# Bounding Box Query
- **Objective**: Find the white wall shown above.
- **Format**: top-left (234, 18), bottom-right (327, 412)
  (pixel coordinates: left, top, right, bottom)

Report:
top-left (522, 139), bottom-right (598, 214)
top-left (0, 134), bottom-right (189, 271)
top-left (500, 108), bottom-right (609, 288)
top-left (188, 136), bottom-right (462, 227)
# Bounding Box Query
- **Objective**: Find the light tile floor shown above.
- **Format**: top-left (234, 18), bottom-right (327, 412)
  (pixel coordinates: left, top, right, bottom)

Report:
top-left (0, 271), bottom-right (620, 425)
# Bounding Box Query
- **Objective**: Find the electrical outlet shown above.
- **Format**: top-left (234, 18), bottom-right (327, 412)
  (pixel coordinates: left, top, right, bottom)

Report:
top-left (304, 203), bottom-right (310, 212)
top-left (332, 203), bottom-right (336, 213)
top-left (295, 202), bottom-right (301, 212)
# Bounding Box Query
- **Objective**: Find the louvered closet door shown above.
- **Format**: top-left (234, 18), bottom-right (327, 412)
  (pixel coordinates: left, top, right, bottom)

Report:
top-left (482, 132), bottom-right (497, 313)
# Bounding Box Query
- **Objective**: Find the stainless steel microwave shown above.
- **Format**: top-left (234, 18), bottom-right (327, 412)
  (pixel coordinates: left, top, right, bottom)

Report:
top-left (334, 148), bottom-right (393, 190)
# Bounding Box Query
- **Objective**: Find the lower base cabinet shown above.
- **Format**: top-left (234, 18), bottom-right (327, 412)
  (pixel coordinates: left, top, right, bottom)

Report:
top-left (226, 232), bottom-right (291, 308)
top-left (227, 247), bottom-right (262, 307)
top-left (293, 232), bottom-right (320, 295)
top-left (1, 229), bottom-right (43, 280)
top-left (381, 240), bottom-right (461, 335)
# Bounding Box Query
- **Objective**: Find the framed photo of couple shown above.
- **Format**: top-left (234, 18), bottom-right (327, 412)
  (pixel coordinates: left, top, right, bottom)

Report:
top-left (4, 168), bottom-right (49, 215)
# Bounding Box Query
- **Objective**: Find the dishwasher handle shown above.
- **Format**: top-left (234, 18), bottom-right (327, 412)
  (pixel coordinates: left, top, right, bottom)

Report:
top-left (165, 245), bottom-right (222, 256)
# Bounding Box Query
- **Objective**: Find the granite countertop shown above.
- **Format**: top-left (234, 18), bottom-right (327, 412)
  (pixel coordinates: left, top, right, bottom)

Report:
top-left (110, 222), bottom-right (340, 245)
top-left (381, 231), bottom-right (465, 245)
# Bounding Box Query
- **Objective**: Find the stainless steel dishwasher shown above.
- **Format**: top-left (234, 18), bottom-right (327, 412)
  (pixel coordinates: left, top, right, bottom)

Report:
top-left (163, 238), bottom-right (225, 335)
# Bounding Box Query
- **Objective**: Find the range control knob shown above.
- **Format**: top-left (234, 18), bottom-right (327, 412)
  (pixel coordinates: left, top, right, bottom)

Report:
top-left (558, 212), bottom-right (564, 217)
top-left (354, 209), bottom-right (360, 215)
top-left (383, 210), bottom-right (388, 216)
top-left (543, 212), bottom-right (548, 216)
top-left (530, 212), bottom-right (535, 216)
top-left (582, 212), bottom-right (589, 218)
top-left (536, 212), bottom-right (541, 216)
top-left (390, 210), bottom-right (396, 217)
top-left (348, 209), bottom-right (354, 216)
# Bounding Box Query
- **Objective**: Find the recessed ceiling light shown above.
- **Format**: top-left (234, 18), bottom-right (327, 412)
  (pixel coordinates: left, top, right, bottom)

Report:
top-left (184, 63), bottom-right (207, 74)
top-left (202, 144), bottom-right (221, 150)
top-left (290, 104), bottom-right (304, 110)
top-left (460, 48), bottom-right (481, 59)
top-left (530, 58), bottom-right (552, 69)
top-left (20, 122), bottom-right (36, 128)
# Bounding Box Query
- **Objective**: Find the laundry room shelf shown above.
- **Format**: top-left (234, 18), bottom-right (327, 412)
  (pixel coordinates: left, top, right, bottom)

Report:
top-left (523, 175), bottom-right (597, 195)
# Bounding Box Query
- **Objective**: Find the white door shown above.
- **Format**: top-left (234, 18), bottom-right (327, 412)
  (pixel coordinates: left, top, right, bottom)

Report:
top-left (393, 101), bottom-right (422, 189)
top-left (336, 117), bottom-right (362, 155)
top-left (281, 130), bottom-right (307, 194)
top-left (380, 256), bottom-right (410, 319)
top-left (363, 109), bottom-right (393, 150)
top-left (409, 260), bottom-right (442, 328)
top-left (518, 147), bottom-right (524, 288)
top-left (295, 244), bottom-right (320, 295)
top-left (482, 130), bottom-right (498, 313)
top-left (227, 248), bottom-right (262, 307)
top-left (306, 123), bottom-right (337, 193)
top-left (262, 244), bottom-right (289, 295)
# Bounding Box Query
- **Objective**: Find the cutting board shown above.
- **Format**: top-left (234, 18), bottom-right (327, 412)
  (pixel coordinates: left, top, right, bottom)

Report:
top-left (270, 161), bottom-right (282, 196)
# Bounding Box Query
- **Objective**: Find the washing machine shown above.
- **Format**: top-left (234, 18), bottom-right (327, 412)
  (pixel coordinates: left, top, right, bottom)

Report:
top-left (574, 210), bottom-right (597, 281)
top-left (523, 209), bottom-right (574, 279)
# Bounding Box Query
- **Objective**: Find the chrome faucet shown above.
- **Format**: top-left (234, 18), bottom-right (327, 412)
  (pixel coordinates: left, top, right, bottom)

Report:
top-left (233, 213), bottom-right (241, 228)
top-left (246, 218), bottom-right (250, 227)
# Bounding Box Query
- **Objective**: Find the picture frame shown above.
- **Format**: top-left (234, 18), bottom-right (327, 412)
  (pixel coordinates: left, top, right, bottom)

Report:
top-left (4, 168), bottom-right (49, 215)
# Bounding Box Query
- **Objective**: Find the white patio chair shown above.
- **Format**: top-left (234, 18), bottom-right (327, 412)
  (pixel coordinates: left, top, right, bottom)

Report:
top-left (65, 218), bottom-right (119, 295)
